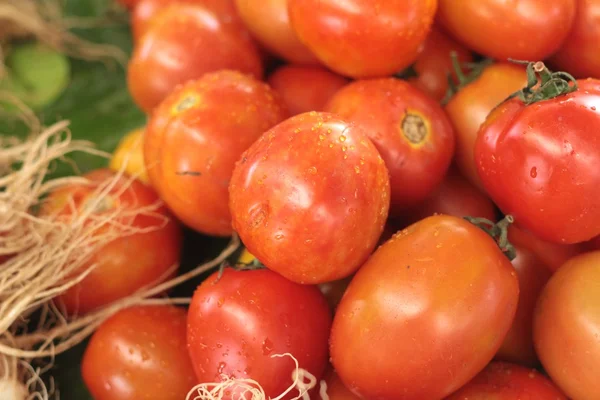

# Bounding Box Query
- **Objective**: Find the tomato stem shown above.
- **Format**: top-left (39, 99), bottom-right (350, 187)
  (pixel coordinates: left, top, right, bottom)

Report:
top-left (441, 52), bottom-right (493, 105)
top-left (464, 215), bottom-right (517, 261)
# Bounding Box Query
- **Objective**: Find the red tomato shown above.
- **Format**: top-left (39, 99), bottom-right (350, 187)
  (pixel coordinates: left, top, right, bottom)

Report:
top-left (131, 0), bottom-right (239, 43)
top-left (323, 368), bottom-right (360, 400)
top-left (234, 0), bottom-right (318, 65)
top-left (229, 112), bottom-right (390, 284)
top-left (144, 70), bottom-right (287, 236)
top-left (445, 62), bottom-right (527, 191)
top-left (437, 0), bottom-right (576, 61)
top-left (82, 305), bottom-right (196, 400)
top-left (445, 362), bottom-right (567, 400)
top-left (550, 0), bottom-right (600, 79)
top-left (325, 78), bottom-right (455, 214)
top-left (127, 3), bottom-right (263, 114)
top-left (267, 65), bottom-right (348, 116)
top-left (288, 0), bottom-right (437, 78)
top-left (398, 168), bottom-right (497, 227)
top-left (476, 76), bottom-right (600, 244)
top-left (330, 215), bottom-right (519, 400)
top-left (40, 169), bottom-right (182, 314)
top-left (187, 268), bottom-right (331, 399)
top-left (408, 26), bottom-right (473, 102)
top-left (534, 251), bottom-right (600, 400)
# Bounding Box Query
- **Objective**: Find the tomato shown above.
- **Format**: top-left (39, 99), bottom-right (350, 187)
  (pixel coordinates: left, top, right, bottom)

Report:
top-left (267, 65), bottom-right (348, 116)
top-left (325, 78), bottom-right (454, 214)
top-left (398, 168), bottom-right (497, 227)
top-left (229, 112), bottom-right (390, 284)
top-left (330, 215), bottom-right (519, 400)
top-left (287, 0), bottom-right (437, 78)
top-left (187, 268), bottom-right (331, 399)
top-left (445, 362), bottom-right (567, 400)
top-left (476, 76), bottom-right (600, 244)
top-left (40, 169), bottom-right (182, 314)
top-left (407, 26), bottom-right (473, 102)
top-left (144, 70), bottom-right (287, 236)
top-left (131, 0), bottom-right (239, 43)
top-left (127, 3), bottom-right (263, 114)
top-left (234, 0), bottom-right (318, 65)
top-left (586, 235), bottom-right (600, 251)
top-left (550, 0), bottom-right (600, 79)
top-left (109, 127), bottom-right (149, 185)
top-left (445, 62), bottom-right (526, 191)
top-left (82, 305), bottom-right (196, 400)
top-left (437, 0), bottom-right (576, 61)
top-left (323, 368), bottom-right (360, 400)
top-left (534, 251), bottom-right (600, 400)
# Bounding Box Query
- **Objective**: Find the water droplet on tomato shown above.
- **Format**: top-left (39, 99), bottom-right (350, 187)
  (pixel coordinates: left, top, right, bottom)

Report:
top-left (530, 167), bottom-right (537, 178)
top-left (339, 135), bottom-right (347, 142)
top-left (262, 338), bottom-right (274, 355)
top-left (275, 233), bottom-right (284, 240)
top-left (217, 362), bottom-right (227, 374)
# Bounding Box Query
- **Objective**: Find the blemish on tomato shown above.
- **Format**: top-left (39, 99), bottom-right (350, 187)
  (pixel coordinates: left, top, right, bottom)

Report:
top-left (400, 111), bottom-right (430, 147)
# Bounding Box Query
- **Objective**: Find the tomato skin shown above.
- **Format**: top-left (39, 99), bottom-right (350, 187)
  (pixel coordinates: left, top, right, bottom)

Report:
top-left (82, 305), bottom-right (196, 400)
top-left (408, 27), bottom-right (473, 102)
top-left (323, 368), bottom-right (361, 400)
top-left (437, 0), bottom-right (576, 61)
top-left (445, 63), bottom-right (527, 191)
top-left (187, 269), bottom-right (331, 399)
top-left (127, 4), bottom-right (263, 114)
top-left (229, 112), bottom-right (390, 284)
top-left (534, 251), bottom-right (600, 400)
top-left (234, 0), bottom-right (318, 65)
top-left (288, 0), bottom-right (437, 78)
top-left (267, 65), bottom-right (348, 116)
top-left (475, 78), bottom-right (600, 244)
top-left (41, 169), bottom-right (182, 314)
top-left (330, 215), bottom-right (519, 400)
top-left (109, 127), bottom-right (149, 185)
top-left (445, 361), bottom-right (567, 400)
top-left (325, 78), bottom-right (455, 213)
top-left (144, 70), bottom-right (287, 236)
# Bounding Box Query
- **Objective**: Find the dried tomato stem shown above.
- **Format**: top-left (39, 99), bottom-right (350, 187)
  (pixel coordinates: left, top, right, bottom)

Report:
top-left (505, 60), bottom-right (578, 105)
top-left (464, 215), bottom-right (517, 261)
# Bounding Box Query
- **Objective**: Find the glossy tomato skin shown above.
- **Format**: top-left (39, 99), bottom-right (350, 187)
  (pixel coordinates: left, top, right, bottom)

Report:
top-left (446, 63), bottom-right (526, 191)
top-left (82, 305), bottom-right (196, 400)
top-left (476, 78), bottom-right (600, 244)
top-left (408, 26), bottom-right (473, 102)
top-left (229, 112), bottom-right (390, 284)
top-left (437, 0), bottom-right (576, 61)
top-left (330, 215), bottom-right (519, 400)
top-left (267, 65), bottom-right (348, 116)
top-left (445, 362), bottom-right (567, 400)
top-left (187, 269), bottom-right (331, 399)
top-left (234, 0), bottom-right (318, 64)
top-left (41, 169), bottom-right (182, 314)
top-left (288, 0), bottom-right (437, 78)
top-left (325, 78), bottom-right (455, 214)
top-left (127, 4), bottom-right (263, 114)
top-left (131, 0), bottom-right (239, 43)
top-left (398, 168), bottom-right (497, 227)
top-left (534, 251), bottom-right (600, 400)
top-left (144, 70), bottom-right (287, 236)
top-left (550, 0), bottom-right (600, 79)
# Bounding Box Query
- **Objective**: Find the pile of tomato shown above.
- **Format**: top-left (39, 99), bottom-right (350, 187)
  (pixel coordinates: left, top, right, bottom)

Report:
top-left (49, 0), bottom-right (600, 399)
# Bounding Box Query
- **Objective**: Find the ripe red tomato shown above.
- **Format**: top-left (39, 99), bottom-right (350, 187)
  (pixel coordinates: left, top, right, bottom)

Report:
top-left (287, 0), bottom-right (437, 78)
top-left (323, 368), bottom-right (360, 400)
top-left (233, 0), bottom-right (318, 65)
top-left (229, 112), bottom-right (390, 284)
top-left (445, 62), bottom-right (526, 191)
top-left (82, 305), bottom-right (196, 400)
top-left (325, 78), bottom-right (455, 214)
top-left (144, 70), bottom-right (287, 236)
top-left (127, 3), bottom-right (263, 113)
top-left (187, 268), bottom-right (331, 399)
top-left (398, 168), bottom-right (497, 227)
top-left (407, 26), bottom-right (473, 102)
top-left (330, 215), bottom-right (519, 400)
top-left (534, 251), bottom-right (600, 400)
top-left (40, 169), bottom-right (182, 314)
top-left (267, 65), bottom-right (348, 116)
top-left (131, 0), bottom-right (239, 43)
top-left (445, 362), bottom-right (567, 400)
top-left (437, 0), bottom-right (576, 61)
top-left (550, 0), bottom-right (600, 79)
top-left (476, 76), bottom-right (600, 244)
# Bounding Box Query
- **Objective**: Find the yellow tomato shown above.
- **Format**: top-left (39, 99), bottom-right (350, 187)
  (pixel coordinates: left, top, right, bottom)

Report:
top-left (237, 248), bottom-right (257, 264)
top-left (109, 127), bottom-right (149, 184)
